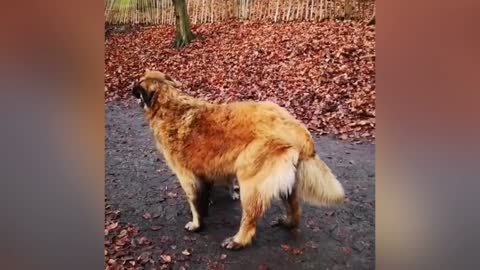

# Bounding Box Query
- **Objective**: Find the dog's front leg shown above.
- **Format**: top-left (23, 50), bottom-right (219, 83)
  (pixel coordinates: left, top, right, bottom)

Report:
top-left (177, 173), bottom-right (211, 232)
top-left (227, 177), bottom-right (240, 200)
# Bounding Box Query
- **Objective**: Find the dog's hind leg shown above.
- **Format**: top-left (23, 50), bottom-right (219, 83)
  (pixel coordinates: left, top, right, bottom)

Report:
top-left (273, 186), bottom-right (302, 229)
top-left (222, 147), bottom-right (299, 250)
top-left (176, 171), bottom-right (212, 232)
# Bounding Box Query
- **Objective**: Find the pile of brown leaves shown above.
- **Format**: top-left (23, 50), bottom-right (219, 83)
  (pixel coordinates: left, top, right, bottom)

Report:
top-left (105, 205), bottom-right (155, 270)
top-left (105, 21), bottom-right (375, 140)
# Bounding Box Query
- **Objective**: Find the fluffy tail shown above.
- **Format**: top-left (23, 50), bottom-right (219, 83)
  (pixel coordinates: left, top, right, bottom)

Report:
top-left (296, 155), bottom-right (345, 206)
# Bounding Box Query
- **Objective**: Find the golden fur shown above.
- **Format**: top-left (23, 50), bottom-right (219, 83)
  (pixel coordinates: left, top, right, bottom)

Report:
top-left (132, 69), bottom-right (345, 249)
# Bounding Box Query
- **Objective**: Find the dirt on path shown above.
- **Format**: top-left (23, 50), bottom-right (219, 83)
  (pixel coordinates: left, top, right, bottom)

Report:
top-left (105, 101), bottom-right (375, 270)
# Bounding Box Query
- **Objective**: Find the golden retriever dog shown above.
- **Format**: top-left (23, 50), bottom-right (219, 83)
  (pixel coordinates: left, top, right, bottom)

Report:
top-left (132, 70), bottom-right (345, 250)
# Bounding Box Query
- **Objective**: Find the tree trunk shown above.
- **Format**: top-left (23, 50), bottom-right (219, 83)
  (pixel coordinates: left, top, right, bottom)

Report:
top-left (274, 0), bottom-right (280, 22)
top-left (286, 0), bottom-right (292, 21)
top-left (172, 0), bottom-right (194, 48)
top-left (344, 0), bottom-right (353, 20)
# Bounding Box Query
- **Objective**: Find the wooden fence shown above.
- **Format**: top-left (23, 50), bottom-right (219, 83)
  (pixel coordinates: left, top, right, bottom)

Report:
top-left (105, 0), bottom-right (374, 25)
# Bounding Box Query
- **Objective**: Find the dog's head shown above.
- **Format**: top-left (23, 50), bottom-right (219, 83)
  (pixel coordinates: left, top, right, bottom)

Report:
top-left (132, 69), bottom-right (182, 109)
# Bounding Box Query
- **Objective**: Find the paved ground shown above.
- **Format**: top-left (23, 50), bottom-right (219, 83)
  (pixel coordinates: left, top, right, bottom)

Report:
top-left (106, 101), bottom-right (375, 270)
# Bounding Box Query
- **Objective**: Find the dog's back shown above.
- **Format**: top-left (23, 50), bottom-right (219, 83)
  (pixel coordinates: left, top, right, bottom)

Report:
top-left (169, 100), bottom-right (314, 180)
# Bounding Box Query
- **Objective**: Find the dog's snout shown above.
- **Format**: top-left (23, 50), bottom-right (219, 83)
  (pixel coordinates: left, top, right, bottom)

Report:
top-left (132, 84), bottom-right (142, 98)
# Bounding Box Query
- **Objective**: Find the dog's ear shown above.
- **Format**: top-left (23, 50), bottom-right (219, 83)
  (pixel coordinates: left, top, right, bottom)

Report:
top-left (132, 84), bottom-right (157, 108)
top-left (146, 91), bottom-right (159, 108)
top-left (164, 74), bottom-right (183, 88)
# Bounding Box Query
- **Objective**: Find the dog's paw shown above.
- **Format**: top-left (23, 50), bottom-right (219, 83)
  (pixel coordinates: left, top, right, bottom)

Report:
top-left (184, 221), bottom-right (201, 232)
top-left (230, 191), bottom-right (240, 200)
top-left (221, 237), bottom-right (244, 250)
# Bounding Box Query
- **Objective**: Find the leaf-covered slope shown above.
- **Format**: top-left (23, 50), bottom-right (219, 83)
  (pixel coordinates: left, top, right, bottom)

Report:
top-left (105, 21), bottom-right (375, 140)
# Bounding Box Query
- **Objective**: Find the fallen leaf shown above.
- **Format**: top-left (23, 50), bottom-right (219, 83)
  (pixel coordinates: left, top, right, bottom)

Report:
top-left (167, 192), bottom-right (177, 198)
top-left (122, 256), bottom-right (134, 262)
top-left (150, 225), bottom-right (162, 231)
top-left (292, 247), bottom-right (303, 255)
top-left (183, 236), bottom-right (196, 241)
top-left (106, 222), bottom-right (119, 230)
top-left (142, 212), bottom-right (152, 220)
top-left (341, 246), bottom-right (352, 256)
top-left (117, 229), bottom-right (128, 239)
top-left (257, 263), bottom-right (269, 270)
top-left (281, 244), bottom-right (291, 252)
top-left (137, 251), bottom-right (151, 264)
top-left (160, 254), bottom-right (172, 263)
top-left (137, 236), bottom-right (149, 245)
top-left (207, 261), bottom-right (225, 270)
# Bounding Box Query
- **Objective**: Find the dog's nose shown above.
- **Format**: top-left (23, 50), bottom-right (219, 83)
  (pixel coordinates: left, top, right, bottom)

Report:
top-left (132, 84), bottom-right (142, 98)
